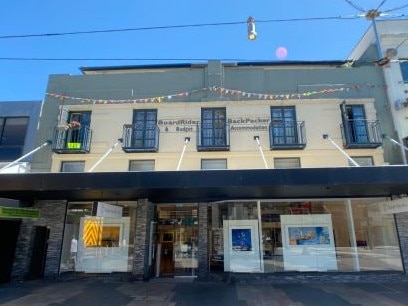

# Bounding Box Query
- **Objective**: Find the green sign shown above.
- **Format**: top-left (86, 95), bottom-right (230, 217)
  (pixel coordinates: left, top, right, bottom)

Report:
top-left (0, 206), bottom-right (40, 219)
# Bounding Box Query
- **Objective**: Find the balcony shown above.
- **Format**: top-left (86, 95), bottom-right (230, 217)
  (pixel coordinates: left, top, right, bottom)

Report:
top-left (341, 119), bottom-right (382, 149)
top-left (52, 126), bottom-right (92, 154)
top-left (121, 124), bottom-right (160, 153)
top-left (269, 121), bottom-right (306, 150)
top-left (196, 123), bottom-right (230, 151)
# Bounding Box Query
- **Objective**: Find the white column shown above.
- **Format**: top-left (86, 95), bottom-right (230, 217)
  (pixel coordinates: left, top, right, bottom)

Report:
top-left (257, 200), bottom-right (264, 272)
top-left (345, 199), bottom-right (360, 271)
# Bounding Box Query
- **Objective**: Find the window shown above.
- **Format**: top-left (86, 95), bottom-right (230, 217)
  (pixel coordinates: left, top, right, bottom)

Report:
top-left (201, 159), bottom-right (227, 170)
top-left (270, 107), bottom-right (299, 146)
top-left (129, 160), bottom-right (155, 171)
top-left (349, 156), bottom-right (374, 166)
top-left (404, 137), bottom-right (408, 163)
top-left (345, 105), bottom-right (368, 143)
top-left (132, 110), bottom-right (158, 149)
top-left (60, 201), bottom-right (137, 274)
top-left (68, 112), bottom-right (91, 127)
top-left (340, 103), bottom-right (381, 148)
top-left (210, 199), bottom-right (404, 273)
top-left (274, 157), bottom-right (300, 169)
top-left (66, 111), bottom-right (91, 148)
top-left (52, 111), bottom-right (92, 154)
top-left (400, 61), bottom-right (408, 83)
top-left (200, 108), bottom-right (228, 148)
top-left (0, 117), bottom-right (29, 161)
top-left (61, 161), bottom-right (85, 172)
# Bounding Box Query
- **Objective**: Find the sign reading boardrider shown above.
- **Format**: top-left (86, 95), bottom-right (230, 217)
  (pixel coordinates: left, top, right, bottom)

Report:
top-left (0, 206), bottom-right (40, 219)
top-left (158, 117), bottom-right (270, 133)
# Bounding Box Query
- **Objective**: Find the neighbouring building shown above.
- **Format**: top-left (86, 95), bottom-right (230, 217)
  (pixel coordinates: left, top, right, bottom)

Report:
top-left (2, 57), bottom-right (408, 283)
top-left (0, 100), bottom-right (43, 283)
top-left (0, 100), bottom-right (43, 173)
top-left (348, 19), bottom-right (408, 162)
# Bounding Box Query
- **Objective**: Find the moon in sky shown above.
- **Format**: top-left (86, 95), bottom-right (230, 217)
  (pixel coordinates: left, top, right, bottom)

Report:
top-left (275, 46), bottom-right (288, 60)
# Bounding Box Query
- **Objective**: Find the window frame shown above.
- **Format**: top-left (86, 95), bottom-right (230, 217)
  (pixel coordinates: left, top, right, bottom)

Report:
top-left (270, 106), bottom-right (298, 145)
top-left (349, 156), bottom-right (374, 167)
top-left (132, 109), bottom-right (158, 149)
top-left (199, 107), bottom-right (228, 149)
top-left (345, 105), bottom-right (369, 143)
top-left (201, 158), bottom-right (228, 170)
top-left (61, 161), bottom-right (85, 172)
top-left (0, 116), bottom-right (29, 161)
top-left (400, 61), bottom-right (408, 83)
top-left (273, 157), bottom-right (301, 169)
top-left (129, 159), bottom-right (155, 171)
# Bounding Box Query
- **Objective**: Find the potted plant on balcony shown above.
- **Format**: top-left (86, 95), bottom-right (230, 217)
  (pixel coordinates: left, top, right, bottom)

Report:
top-left (66, 120), bottom-right (81, 130)
top-left (58, 120), bottom-right (81, 131)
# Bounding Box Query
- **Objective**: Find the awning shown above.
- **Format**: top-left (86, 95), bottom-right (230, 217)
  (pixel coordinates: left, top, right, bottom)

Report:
top-left (0, 166), bottom-right (407, 203)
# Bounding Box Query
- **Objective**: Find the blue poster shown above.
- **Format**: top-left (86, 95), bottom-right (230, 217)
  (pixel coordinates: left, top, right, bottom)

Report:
top-left (231, 228), bottom-right (252, 251)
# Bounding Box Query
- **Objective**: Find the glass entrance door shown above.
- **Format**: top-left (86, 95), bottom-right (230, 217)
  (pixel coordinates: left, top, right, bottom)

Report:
top-left (156, 204), bottom-right (198, 277)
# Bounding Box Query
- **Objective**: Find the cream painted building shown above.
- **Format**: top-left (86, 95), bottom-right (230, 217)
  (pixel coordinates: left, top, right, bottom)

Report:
top-left (3, 60), bottom-right (408, 282)
top-left (50, 96), bottom-right (385, 173)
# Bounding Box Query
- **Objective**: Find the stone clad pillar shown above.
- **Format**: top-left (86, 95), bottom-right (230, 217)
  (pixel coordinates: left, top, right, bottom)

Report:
top-left (132, 199), bottom-right (154, 280)
top-left (11, 219), bottom-right (35, 281)
top-left (38, 200), bottom-right (67, 278)
top-left (13, 200), bottom-right (67, 280)
top-left (197, 203), bottom-right (208, 278)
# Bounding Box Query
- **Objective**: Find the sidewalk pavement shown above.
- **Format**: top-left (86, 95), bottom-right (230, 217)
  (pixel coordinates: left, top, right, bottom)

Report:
top-left (1, 277), bottom-right (408, 306)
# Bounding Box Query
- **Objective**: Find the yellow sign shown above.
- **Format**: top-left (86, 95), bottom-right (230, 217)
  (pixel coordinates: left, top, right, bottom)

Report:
top-left (83, 219), bottom-right (103, 247)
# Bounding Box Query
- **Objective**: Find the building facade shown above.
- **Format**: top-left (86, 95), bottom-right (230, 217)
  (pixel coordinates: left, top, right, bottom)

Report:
top-left (2, 60), bottom-right (408, 282)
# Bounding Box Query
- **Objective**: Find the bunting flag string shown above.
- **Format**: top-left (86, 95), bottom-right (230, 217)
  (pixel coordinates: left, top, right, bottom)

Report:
top-left (46, 89), bottom-right (194, 104)
top-left (46, 83), bottom-right (385, 104)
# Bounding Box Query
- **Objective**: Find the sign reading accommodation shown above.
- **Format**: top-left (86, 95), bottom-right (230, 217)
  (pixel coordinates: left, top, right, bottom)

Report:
top-left (158, 117), bottom-right (270, 133)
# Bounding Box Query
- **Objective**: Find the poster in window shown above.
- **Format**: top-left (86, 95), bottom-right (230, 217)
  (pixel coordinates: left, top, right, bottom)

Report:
top-left (281, 215), bottom-right (337, 272)
top-left (288, 226), bottom-right (330, 246)
top-left (231, 228), bottom-right (252, 251)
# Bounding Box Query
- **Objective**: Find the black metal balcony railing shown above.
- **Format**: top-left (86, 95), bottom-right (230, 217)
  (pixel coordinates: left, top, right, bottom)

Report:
top-left (269, 121), bottom-right (307, 150)
top-left (196, 123), bottom-right (230, 151)
top-left (121, 124), bottom-right (160, 153)
top-left (52, 126), bottom-right (92, 154)
top-left (341, 119), bottom-right (382, 149)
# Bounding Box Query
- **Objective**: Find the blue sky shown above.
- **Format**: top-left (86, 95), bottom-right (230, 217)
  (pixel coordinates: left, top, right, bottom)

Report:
top-left (1, 0), bottom-right (407, 101)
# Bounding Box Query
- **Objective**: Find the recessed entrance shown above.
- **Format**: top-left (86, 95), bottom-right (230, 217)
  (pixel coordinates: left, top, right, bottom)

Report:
top-left (0, 219), bottom-right (21, 283)
top-left (154, 204), bottom-right (198, 277)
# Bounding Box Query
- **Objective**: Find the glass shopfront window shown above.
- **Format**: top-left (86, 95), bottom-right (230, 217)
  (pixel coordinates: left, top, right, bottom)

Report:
top-left (209, 199), bottom-right (403, 273)
top-left (60, 201), bottom-right (137, 274)
top-left (209, 202), bottom-right (259, 272)
top-left (154, 204), bottom-right (198, 277)
top-left (351, 199), bottom-right (402, 271)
